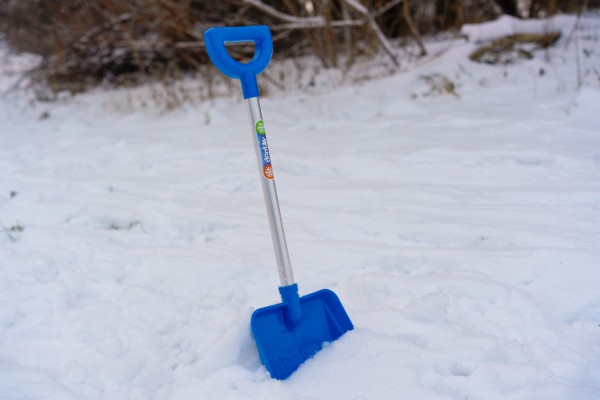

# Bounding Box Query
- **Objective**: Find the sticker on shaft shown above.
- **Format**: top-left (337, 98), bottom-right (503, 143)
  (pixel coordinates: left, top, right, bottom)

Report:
top-left (256, 120), bottom-right (274, 180)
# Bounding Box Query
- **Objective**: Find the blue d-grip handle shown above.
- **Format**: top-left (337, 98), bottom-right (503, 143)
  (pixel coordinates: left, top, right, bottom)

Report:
top-left (204, 26), bottom-right (273, 99)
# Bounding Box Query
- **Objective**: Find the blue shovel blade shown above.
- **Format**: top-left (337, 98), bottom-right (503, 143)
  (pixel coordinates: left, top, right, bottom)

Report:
top-left (251, 287), bottom-right (353, 380)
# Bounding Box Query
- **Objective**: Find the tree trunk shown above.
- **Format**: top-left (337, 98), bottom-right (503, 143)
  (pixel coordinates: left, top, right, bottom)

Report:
top-left (495, 0), bottom-right (520, 17)
top-left (548, 0), bottom-right (558, 15)
top-left (402, 0), bottom-right (427, 55)
top-left (435, 0), bottom-right (465, 30)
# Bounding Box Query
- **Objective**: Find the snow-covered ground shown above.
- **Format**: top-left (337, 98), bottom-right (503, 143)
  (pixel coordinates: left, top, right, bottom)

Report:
top-left (1, 15), bottom-right (599, 400)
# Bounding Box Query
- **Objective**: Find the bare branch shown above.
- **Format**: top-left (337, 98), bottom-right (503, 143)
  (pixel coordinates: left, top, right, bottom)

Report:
top-left (270, 19), bottom-right (364, 31)
top-left (174, 41), bottom-right (205, 48)
top-left (371, 0), bottom-right (404, 19)
top-left (241, 0), bottom-right (323, 25)
top-left (343, 0), bottom-right (399, 66)
top-left (402, 0), bottom-right (427, 56)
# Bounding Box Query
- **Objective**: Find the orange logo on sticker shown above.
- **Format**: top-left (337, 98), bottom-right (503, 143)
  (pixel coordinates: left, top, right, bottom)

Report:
top-left (263, 165), bottom-right (274, 180)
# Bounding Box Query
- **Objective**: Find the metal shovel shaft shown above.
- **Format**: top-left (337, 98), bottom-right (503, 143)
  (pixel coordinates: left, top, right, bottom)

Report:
top-left (246, 97), bottom-right (294, 287)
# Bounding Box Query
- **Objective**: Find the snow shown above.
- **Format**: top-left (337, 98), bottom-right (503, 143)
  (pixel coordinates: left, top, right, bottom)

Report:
top-left (1, 14), bottom-right (600, 400)
top-left (460, 14), bottom-right (598, 42)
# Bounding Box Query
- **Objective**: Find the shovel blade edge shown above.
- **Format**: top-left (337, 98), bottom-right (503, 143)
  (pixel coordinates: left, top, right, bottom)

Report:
top-left (251, 289), bottom-right (353, 380)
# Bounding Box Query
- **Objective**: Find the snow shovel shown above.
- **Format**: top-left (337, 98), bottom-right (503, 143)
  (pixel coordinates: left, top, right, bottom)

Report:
top-left (204, 25), bottom-right (353, 380)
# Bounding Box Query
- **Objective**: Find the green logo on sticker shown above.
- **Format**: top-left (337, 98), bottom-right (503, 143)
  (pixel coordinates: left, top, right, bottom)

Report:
top-left (256, 120), bottom-right (265, 135)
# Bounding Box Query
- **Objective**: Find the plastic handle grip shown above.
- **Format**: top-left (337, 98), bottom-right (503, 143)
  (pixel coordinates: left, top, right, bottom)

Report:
top-left (204, 26), bottom-right (273, 99)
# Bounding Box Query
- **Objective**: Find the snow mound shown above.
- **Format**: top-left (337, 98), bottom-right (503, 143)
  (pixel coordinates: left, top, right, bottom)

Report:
top-left (460, 14), bottom-right (584, 42)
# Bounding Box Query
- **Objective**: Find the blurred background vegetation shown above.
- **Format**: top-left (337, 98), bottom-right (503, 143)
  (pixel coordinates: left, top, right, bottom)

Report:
top-left (0, 0), bottom-right (597, 94)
